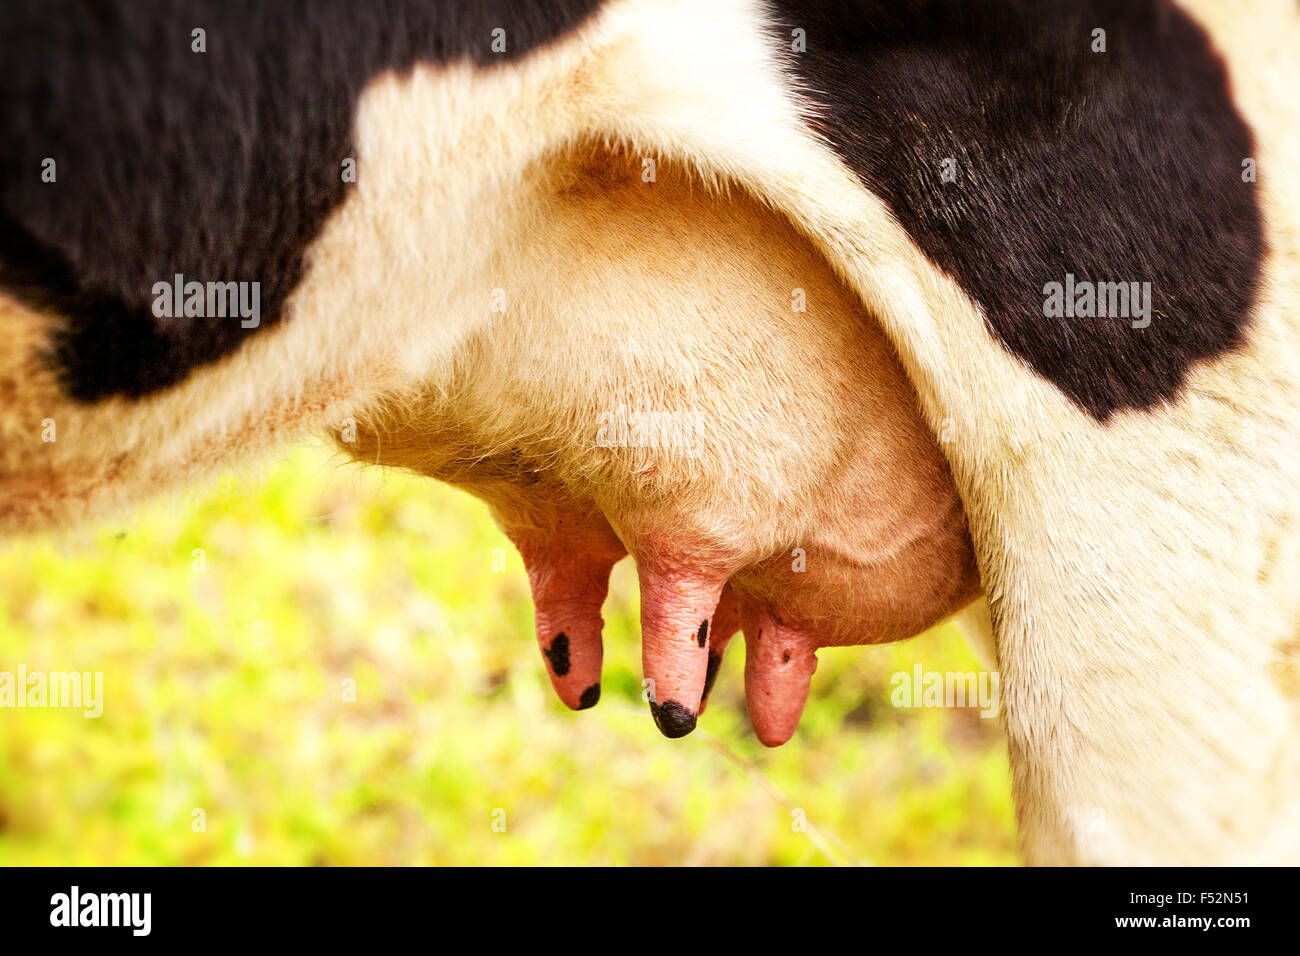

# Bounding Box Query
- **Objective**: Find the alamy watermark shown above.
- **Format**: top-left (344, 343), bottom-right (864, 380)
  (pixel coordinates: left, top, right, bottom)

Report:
top-left (595, 405), bottom-right (706, 458)
top-left (890, 664), bottom-right (999, 718)
top-left (152, 273), bottom-right (260, 328)
top-left (1042, 273), bottom-right (1151, 329)
top-left (50, 886), bottom-right (150, 936)
top-left (0, 665), bottom-right (103, 718)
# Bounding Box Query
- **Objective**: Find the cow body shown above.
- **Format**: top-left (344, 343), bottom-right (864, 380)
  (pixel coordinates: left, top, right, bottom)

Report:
top-left (2, 0), bottom-right (1299, 864)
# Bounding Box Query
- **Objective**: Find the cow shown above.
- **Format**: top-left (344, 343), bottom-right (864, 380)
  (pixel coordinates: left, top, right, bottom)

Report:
top-left (1, 0), bottom-right (1297, 865)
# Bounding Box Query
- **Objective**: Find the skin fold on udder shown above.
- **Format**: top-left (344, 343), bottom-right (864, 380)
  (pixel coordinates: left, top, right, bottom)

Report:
top-left (343, 144), bottom-right (981, 745)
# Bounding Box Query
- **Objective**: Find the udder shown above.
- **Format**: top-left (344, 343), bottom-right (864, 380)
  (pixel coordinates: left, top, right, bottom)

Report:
top-left (343, 144), bottom-right (981, 745)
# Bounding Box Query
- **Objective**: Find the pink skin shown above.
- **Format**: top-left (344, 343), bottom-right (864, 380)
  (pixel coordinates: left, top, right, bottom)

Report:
top-left (731, 507), bottom-right (977, 746)
top-left (477, 483), bottom-right (975, 742)
top-left (496, 496), bottom-right (851, 744)
top-left (635, 554), bottom-right (736, 737)
top-left (623, 490), bottom-right (978, 743)
top-left (425, 472), bottom-right (976, 741)
top-left (508, 510), bottom-right (626, 711)
top-left (740, 600), bottom-right (820, 748)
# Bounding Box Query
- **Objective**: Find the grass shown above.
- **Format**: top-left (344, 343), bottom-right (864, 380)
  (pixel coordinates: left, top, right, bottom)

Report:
top-left (0, 442), bottom-right (1016, 865)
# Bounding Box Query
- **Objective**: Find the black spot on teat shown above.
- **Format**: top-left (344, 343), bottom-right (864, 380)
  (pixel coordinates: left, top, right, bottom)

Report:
top-left (544, 633), bottom-right (571, 677)
top-left (696, 619), bottom-right (709, 648)
top-left (577, 683), bottom-right (601, 710)
top-left (649, 700), bottom-right (697, 738)
top-left (702, 653), bottom-right (723, 702)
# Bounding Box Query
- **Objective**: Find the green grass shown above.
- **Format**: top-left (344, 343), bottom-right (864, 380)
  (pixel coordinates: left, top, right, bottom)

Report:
top-left (0, 442), bottom-right (1016, 865)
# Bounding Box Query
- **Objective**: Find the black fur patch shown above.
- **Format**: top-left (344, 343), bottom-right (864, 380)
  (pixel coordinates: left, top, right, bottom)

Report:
top-left (773, 0), bottom-right (1263, 419)
top-left (0, 0), bottom-right (602, 401)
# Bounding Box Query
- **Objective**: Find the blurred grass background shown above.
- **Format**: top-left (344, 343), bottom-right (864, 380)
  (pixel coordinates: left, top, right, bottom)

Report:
top-left (0, 442), bottom-right (1015, 865)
